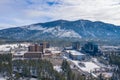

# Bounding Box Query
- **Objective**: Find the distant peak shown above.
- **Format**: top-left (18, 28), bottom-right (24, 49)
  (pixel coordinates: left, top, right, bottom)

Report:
top-left (52, 19), bottom-right (69, 23)
top-left (75, 19), bottom-right (92, 22)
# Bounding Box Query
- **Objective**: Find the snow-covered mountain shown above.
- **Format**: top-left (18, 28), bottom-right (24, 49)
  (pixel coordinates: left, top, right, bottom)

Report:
top-left (0, 19), bottom-right (120, 41)
top-left (24, 25), bottom-right (81, 38)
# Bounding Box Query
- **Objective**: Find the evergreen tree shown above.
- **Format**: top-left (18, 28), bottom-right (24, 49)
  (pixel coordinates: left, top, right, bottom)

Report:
top-left (61, 60), bottom-right (72, 80)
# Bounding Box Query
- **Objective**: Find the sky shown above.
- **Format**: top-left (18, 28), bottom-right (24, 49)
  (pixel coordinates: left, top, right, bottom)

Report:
top-left (0, 0), bottom-right (120, 29)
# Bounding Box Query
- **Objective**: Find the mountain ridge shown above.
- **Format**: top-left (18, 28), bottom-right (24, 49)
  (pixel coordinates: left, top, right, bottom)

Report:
top-left (0, 19), bottom-right (120, 42)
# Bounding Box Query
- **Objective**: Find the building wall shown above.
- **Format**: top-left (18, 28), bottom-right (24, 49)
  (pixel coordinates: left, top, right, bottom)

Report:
top-left (24, 42), bottom-right (50, 59)
top-left (28, 44), bottom-right (43, 52)
top-left (24, 52), bottom-right (42, 59)
top-left (40, 42), bottom-right (50, 49)
top-left (69, 54), bottom-right (85, 61)
top-left (28, 46), bottom-right (35, 52)
top-left (13, 55), bottom-right (24, 58)
top-left (72, 42), bottom-right (80, 50)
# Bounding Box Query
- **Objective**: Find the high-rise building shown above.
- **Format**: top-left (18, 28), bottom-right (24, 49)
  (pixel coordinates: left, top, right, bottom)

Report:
top-left (72, 42), bottom-right (80, 50)
top-left (40, 42), bottom-right (50, 49)
top-left (28, 44), bottom-right (43, 52)
top-left (24, 42), bottom-right (50, 59)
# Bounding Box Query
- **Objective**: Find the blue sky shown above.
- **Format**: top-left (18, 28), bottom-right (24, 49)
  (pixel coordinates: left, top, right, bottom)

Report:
top-left (0, 0), bottom-right (120, 29)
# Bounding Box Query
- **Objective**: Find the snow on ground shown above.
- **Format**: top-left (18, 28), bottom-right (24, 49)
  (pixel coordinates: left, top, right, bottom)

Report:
top-left (79, 61), bottom-right (100, 73)
top-left (0, 45), bottom-right (10, 52)
top-left (71, 60), bottom-right (100, 73)
top-left (27, 25), bottom-right (82, 38)
top-left (25, 25), bottom-right (46, 31)
top-left (43, 26), bottom-right (81, 38)
top-left (63, 55), bottom-right (113, 78)
top-left (59, 30), bottom-right (81, 38)
top-left (0, 43), bottom-right (30, 52)
top-left (92, 58), bottom-right (106, 67)
top-left (0, 44), bottom-right (13, 52)
top-left (63, 55), bottom-right (100, 73)
top-left (53, 65), bottom-right (62, 72)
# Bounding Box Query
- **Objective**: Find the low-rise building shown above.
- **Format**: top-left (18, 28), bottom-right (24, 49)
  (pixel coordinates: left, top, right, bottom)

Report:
top-left (65, 50), bottom-right (86, 61)
top-left (12, 51), bottom-right (25, 59)
top-left (24, 52), bottom-right (42, 59)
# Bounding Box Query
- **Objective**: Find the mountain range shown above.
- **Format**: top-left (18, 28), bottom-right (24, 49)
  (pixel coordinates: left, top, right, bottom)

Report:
top-left (0, 19), bottom-right (120, 42)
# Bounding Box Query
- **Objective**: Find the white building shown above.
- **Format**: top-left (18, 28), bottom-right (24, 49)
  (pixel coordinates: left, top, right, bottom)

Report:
top-left (12, 51), bottom-right (27, 60)
top-left (65, 50), bottom-right (86, 61)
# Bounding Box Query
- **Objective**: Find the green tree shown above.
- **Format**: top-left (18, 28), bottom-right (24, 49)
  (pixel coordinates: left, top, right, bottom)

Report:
top-left (61, 60), bottom-right (72, 80)
top-left (14, 72), bottom-right (21, 80)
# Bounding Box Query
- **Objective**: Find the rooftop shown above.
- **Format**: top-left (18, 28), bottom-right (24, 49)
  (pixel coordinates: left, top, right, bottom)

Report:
top-left (66, 50), bottom-right (85, 56)
top-left (13, 51), bottom-right (27, 56)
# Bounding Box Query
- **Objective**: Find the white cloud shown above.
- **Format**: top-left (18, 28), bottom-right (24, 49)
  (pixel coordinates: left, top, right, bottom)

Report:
top-left (0, 0), bottom-right (120, 29)
top-left (0, 23), bottom-right (16, 29)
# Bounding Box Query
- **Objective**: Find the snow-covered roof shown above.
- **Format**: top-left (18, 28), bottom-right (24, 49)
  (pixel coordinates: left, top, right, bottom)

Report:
top-left (45, 47), bottom-right (60, 51)
top-left (45, 47), bottom-right (61, 54)
top-left (13, 51), bottom-right (27, 56)
top-left (51, 51), bottom-right (61, 54)
top-left (66, 50), bottom-right (85, 56)
top-left (64, 46), bottom-right (73, 50)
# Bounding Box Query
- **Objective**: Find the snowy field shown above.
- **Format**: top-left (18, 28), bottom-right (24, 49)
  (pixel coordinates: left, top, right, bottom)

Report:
top-left (63, 55), bottom-right (101, 77)
top-left (72, 60), bottom-right (100, 73)
top-left (55, 55), bottom-right (100, 76)
top-left (63, 54), bottom-right (113, 78)
top-left (0, 43), bottom-right (30, 52)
